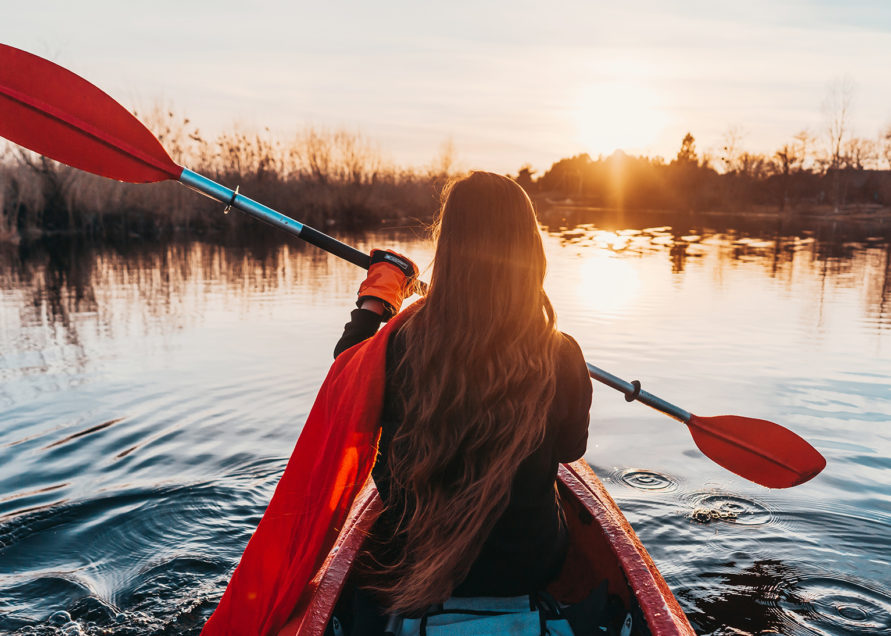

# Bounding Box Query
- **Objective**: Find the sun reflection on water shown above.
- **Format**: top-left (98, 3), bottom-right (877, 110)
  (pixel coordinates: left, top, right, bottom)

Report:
top-left (572, 253), bottom-right (641, 316)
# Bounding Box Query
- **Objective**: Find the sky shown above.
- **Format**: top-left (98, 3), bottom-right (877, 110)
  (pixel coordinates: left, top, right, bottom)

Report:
top-left (3, 0), bottom-right (891, 173)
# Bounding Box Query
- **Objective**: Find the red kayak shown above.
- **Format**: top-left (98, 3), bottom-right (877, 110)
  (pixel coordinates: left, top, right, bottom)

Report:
top-left (277, 460), bottom-right (695, 635)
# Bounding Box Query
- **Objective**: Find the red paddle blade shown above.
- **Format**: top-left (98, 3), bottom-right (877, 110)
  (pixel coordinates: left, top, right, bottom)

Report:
top-left (0, 44), bottom-right (181, 183)
top-left (686, 414), bottom-right (826, 488)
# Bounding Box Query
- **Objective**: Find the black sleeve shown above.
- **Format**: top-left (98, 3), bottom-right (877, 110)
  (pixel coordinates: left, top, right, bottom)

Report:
top-left (554, 334), bottom-right (593, 463)
top-left (334, 308), bottom-right (385, 358)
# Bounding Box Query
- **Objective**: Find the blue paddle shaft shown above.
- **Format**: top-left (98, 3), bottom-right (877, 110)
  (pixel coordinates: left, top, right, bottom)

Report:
top-left (178, 168), bottom-right (372, 269)
top-left (586, 363), bottom-right (691, 423)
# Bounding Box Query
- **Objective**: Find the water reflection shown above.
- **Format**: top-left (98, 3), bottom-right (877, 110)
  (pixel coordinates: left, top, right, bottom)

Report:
top-left (0, 213), bottom-right (890, 634)
top-left (539, 210), bottom-right (891, 331)
top-left (2, 218), bottom-right (888, 364)
top-left (1, 236), bottom-right (355, 390)
top-left (677, 559), bottom-right (891, 635)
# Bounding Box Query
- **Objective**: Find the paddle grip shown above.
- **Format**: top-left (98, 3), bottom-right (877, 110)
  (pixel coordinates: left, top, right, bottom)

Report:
top-left (299, 226), bottom-right (370, 269)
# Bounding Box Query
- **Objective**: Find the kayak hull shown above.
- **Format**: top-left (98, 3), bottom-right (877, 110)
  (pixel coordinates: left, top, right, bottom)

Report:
top-left (279, 460), bottom-right (694, 635)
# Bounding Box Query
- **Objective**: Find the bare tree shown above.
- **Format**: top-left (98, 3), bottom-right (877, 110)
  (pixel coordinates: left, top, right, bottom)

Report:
top-left (774, 144), bottom-right (801, 174)
top-left (822, 77), bottom-right (854, 210)
top-left (720, 126), bottom-right (746, 174)
top-left (774, 143), bottom-right (802, 211)
top-left (823, 77), bottom-right (854, 169)
top-left (736, 152), bottom-right (770, 179)
top-left (793, 129), bottom-right (815, 173)
top-left (844, 137), bottom-right (878, 170)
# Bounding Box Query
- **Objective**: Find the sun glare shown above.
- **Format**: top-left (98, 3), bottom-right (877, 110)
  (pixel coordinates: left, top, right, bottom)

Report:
top-left (575, 254), bottom-right (641, 316)
top-left (574, 82), bottom-right (667, 156)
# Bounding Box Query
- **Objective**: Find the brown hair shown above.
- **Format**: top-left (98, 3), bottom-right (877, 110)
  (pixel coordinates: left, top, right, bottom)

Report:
top-left (364, 171), bottom-right (562, 613)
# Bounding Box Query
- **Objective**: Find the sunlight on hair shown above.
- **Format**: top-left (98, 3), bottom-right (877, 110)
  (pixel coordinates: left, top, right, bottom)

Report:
top-left (573, 82), bottom-right (666, 155)
top-left (575, 253), bottom-right (641, 315)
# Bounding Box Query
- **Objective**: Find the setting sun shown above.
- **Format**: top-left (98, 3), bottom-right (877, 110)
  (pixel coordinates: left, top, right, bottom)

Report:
top-left (574, 81), bottom-right (667, 156)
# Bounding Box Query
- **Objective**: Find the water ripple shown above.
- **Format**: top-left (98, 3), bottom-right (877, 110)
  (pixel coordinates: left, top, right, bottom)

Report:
top-left (2, 232), bottom-right (890, 634)
top-left (775, 576), bottom-right (891, 635)
top-left (0, 476), bottom-right (274, 633)
top-left (686, 492), bottom-right (774, 526)
top-left (613, 468), bottom-right (679, 492)
top-left (42, 418), bottom-right (125, 450)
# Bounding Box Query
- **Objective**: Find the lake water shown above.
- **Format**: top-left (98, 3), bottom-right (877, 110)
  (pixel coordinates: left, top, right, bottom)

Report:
top-left (1, 210), bottom-right (890, 635)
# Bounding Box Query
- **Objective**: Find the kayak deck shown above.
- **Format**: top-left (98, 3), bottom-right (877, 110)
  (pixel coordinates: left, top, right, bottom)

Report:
top-left (280, 460), bottom-right (694, 635)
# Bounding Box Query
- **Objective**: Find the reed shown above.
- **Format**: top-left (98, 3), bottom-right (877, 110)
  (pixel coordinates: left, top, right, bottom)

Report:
top-left (0, 110), bottom-right (445, 243)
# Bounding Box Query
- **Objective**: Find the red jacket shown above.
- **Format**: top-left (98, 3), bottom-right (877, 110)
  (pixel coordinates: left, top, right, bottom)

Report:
top-left (201, 304), bottom-right (418, 635)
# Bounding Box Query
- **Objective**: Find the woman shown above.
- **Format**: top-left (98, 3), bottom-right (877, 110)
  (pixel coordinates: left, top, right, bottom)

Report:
top-left (335, 171), bottom-right (593, 632)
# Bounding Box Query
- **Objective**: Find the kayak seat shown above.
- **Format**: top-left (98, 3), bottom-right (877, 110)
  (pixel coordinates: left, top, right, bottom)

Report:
top-left (328, 582), bottom-right (631, 636)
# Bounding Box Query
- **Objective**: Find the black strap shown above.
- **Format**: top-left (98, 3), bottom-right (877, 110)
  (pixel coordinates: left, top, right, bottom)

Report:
top-left (624, 380), bottom-right (642, 402)
top-left (370, 249), bottom-right (416, 277)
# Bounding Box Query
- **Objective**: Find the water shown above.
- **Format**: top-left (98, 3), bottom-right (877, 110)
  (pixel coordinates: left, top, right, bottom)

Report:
top-left (1, 211), bottom-right (889, 635)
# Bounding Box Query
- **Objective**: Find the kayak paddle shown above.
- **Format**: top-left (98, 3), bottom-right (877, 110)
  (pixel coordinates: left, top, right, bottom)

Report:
top-left (0, 43), bottom-right (826, 488)
top-left (587, 364), bottom-right (825, 488)
top-left (0, 43), bottom-right (370, 270)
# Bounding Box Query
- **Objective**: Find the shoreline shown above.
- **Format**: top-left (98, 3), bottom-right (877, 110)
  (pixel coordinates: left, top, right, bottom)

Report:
top-left (3, 202), bottom-right (890, 247)
top-left (535, 199), bottom-right (891, 222)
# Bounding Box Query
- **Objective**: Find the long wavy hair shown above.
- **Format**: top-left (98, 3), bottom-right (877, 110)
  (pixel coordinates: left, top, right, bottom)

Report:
top-left (363, 171), bottom-right (562, 613)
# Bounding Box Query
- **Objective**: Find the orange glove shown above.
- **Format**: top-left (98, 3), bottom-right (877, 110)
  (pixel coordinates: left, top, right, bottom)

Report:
top-left (357, 249), bottom-right (419, 320)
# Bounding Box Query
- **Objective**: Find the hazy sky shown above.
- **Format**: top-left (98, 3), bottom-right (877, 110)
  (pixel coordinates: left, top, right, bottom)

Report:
top-left (3, 1), bottom-right (890, 172)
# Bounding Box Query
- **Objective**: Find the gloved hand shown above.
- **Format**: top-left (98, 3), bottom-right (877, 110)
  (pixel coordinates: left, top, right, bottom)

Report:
top-left (357, 249), bottom-right (419, 320)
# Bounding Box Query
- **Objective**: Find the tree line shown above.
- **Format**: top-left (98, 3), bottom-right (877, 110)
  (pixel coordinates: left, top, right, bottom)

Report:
top-left (521, 79), bottom-right (891, 216)
top-left (2, 83), bottom-right (890, 244)
top-left (516, 132), bottom-right (891, 217)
